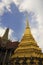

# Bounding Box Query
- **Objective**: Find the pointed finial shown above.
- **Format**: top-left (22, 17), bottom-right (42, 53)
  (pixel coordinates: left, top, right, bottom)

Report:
top-left (26, 17), bottom-right (29, 28)
top-left (2, 28), bottom-right (9, 40)
top-left (26, 14), bottom-right (30, 28)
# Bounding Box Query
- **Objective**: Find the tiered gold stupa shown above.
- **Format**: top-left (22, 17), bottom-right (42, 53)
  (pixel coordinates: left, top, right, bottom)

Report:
top-left (11, 18), bottom-right (43, 65)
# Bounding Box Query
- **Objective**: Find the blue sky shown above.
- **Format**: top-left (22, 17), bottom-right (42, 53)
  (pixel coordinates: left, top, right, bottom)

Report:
top-left (0, 2), bottom-right (26, 40)
top-left (0, 0), bottom-right (43, 51)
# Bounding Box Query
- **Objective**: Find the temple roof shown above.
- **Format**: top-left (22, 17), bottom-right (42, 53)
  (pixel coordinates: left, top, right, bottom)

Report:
top-left (0, 28), bottom-right (19, 49)
top-left (6, 41), bottom-right (19, 49)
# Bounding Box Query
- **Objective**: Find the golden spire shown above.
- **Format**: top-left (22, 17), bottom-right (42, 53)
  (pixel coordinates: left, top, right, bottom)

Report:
top-left (25, 13), bottom-right (30, 28)
top-left (24, 16), bottom-right (31, 35)
top-left (26, 16), bottom-right (29, 28)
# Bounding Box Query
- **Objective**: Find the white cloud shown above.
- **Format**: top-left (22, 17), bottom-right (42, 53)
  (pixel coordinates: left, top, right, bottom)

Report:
top-left (8, 29), bottom-right (17, 41)
top-left (8, 29), bottom-right (14, 40)
top-left (0, 0), bottom-right (12, 15)
top-left (0, 2), bottom-right (4, 15)
top-left (0, 27), bottom-right (6, 37)
top-left (0, 0), bottom-right (24, 15)
top-left (32, 27), bottom-right (43, 52)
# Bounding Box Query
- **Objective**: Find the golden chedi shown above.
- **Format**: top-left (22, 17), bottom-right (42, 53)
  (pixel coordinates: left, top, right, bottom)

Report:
top-left (11, 18), bottom-right (43, 65)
